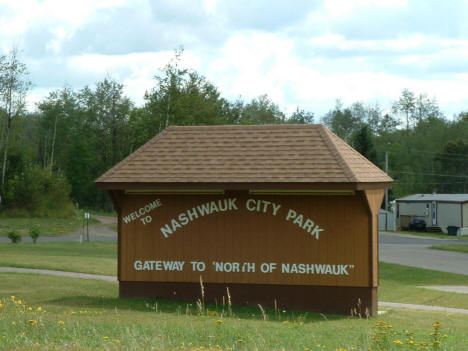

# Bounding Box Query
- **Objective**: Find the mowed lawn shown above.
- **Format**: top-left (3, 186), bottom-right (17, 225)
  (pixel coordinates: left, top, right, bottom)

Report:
top-left (0, 242), bottom-right (117, 276)
top-left (0, 216), bottom-right (99, 237)
top-left (0, 242), bottom-right (467, 349)
top-left (383, 230), bottom-right (468, 241)
top-left (431, 244), bottom-right (468, 254)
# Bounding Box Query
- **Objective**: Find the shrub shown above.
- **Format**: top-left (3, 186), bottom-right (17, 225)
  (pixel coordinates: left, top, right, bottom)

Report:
top-left (29, 227), bottom-right (40, 243)
top-left (7, 231), bottom-right (21, 243)
top-left (4, 164), bottom-right (75, 218)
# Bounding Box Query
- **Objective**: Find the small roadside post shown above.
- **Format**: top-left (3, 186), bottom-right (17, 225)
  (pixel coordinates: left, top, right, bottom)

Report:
top-left (85, 212), bottom-right (90, 241)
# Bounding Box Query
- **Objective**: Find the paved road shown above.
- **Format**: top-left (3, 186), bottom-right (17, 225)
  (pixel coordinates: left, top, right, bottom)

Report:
top-left (379, 232), bottom-right (468, 275)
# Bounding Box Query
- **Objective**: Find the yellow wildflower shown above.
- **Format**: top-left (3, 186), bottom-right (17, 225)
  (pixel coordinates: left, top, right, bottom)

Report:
top-left (11, 295), bottom-right (15, 301)
top-left (28, 319), bottom-right (38, 325)
top-left (58, 320), bottom-right (65, 325)
top-left (215, 319), bottom-right (223, 324)
top-left (114, 339), bottom-right (121, 344)
top-left (28, 307), bottom-right (33, 311)
top-left (432, 321), bottom-right (441, 329)
top-left (37, 307), bottom-right (42, 312)
top-left (103, 336), bottom-right (109, 340)
top-left (392, 340), bottom-right (403, 344)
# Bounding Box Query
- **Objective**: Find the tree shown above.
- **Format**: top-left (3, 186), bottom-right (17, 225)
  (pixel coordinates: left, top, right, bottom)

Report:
top-left (144, 49), bottom-right (226, 129)
top-left (322, 100), bottom-right (359, 141)
top-left (392, 88), bottom-right (415, 131)
top-left (240, 95), bottom-right (285, 124)
top-left (0, 48), bottom-right (31, 195)
top-left (434, 139), bottom-right (468, 193)
top-left (350, 124), bottom-right (377, 164)
top-left (392, 89), bottom-right (442, 131)
top-left (377, 113), bottom-right (399, 135)
top-left (91, 78), bottom-right (132, 165)
top-left (37, 86), bottom-right (79, 171)
top-left (414, 93), bottom-right (440, 122)
top-left (287, 107), bottom-right (314, 124)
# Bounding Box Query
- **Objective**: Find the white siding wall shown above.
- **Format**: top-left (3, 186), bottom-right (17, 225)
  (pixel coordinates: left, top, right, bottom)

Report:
top-left (399, 202), bottom-right (430, 222)
top-left (398, 202), bottom-right (429, 217)
top-left (463, 203), bottom-right (468, 228)
top-left (437, 203), bottom-right (461, 229)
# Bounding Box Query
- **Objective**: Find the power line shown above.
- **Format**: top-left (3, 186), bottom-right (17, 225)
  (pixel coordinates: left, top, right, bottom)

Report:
top-left (409, 150), bottom-right (468, 158)
top-left (382, 149), bottom-right (468, 159)
top-left (392, 170), bottom-right (468, 178)
top-left (394, 180), bottom-right (467, 185)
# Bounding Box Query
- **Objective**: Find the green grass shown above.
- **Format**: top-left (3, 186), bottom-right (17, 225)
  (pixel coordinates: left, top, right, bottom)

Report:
top-left (0, 242), bottom-right (117, 276)
top-left (379, 262), bottom-right (468, 309)
top-left (0, 273), bottom-right (467, 350)
top-left (0, 216), bottom-right (99, 238)
top-left (383, 230), bottom-right (468, 241)
top-left (0, 242), bottom-right (468, 311)
top-left (430, 244), bottom-right (468, 254)
top-left (0, 243), bottom-right (467, 349)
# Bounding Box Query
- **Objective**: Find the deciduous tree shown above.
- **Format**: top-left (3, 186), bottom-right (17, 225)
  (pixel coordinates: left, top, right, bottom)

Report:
top-left (0, 49), bottom-right (31, 196)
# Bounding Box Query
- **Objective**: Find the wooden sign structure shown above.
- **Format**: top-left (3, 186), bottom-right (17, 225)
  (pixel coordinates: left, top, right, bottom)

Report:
top-left (96, 125), bottom-right (391, 315)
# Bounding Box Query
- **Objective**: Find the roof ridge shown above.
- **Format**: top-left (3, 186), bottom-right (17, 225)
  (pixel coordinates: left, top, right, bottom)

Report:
top-left (317, 125), bottom-right (357, 182)
top-left (95, 128), bottom-right (170, 182)
top-left (327, 129), bottom-right (390, 180)
top-left (166, 124), bottom-right (320, 129)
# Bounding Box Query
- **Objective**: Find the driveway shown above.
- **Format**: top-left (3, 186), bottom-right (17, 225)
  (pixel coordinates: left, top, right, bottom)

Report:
top-left (379, 232), bottom-right (468, 275)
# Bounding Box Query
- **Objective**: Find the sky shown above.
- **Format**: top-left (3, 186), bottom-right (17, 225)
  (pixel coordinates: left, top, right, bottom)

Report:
top-left (1, 0), bottom-right (468, 118)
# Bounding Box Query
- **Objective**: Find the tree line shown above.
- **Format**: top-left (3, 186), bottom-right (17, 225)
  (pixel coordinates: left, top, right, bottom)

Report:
top-left (0, 49), bottom-right (467, 216)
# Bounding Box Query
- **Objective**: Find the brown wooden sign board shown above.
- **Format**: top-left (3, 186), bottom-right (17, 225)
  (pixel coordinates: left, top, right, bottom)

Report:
top-left (109, 189), bottom-right (384, 315)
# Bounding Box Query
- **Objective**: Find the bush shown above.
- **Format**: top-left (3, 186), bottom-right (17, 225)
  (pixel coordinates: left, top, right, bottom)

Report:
top-left (7, 231), bottom-right (21, 244)
top-left (4, 164), bottom-right (75, 218)
top-left (29, 227), bottom-right (40, 243)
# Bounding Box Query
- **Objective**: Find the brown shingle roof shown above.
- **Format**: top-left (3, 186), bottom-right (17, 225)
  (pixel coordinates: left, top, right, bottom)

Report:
top-left (96, 124), bottom-right (392, 188)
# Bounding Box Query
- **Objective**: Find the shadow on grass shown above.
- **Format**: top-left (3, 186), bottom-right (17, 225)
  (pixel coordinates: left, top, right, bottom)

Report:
top-left (44, 295), bottom-right (348, 323)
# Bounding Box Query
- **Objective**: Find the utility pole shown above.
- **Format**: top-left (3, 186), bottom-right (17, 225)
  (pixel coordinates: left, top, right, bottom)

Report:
top-left (385, 151), bottom-right (389, 211)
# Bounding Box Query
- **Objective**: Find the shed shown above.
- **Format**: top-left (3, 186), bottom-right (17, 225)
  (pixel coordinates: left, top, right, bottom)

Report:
top-left (96, 124), bottom-right (392, 315)
top-left (396, 194), bottom-right (468, 234)
top-left (378, 209), bottom-right (395, 231)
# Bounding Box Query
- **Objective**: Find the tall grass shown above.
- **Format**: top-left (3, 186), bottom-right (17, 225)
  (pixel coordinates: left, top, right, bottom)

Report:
top-left (0, 291), bottom-right (463, 351)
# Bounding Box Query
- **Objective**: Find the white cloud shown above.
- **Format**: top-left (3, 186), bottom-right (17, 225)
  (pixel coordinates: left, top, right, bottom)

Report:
top-left (5, 0), bottom-right (468, 118)
top-left (324, 0), bottom-right (407, 18)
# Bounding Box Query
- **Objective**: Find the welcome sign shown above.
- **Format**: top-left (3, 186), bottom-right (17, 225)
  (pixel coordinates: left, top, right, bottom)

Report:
top-left (119, 193), bottom-right (370, 287)
top-left (97, 124), bottom-right (391, 314)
